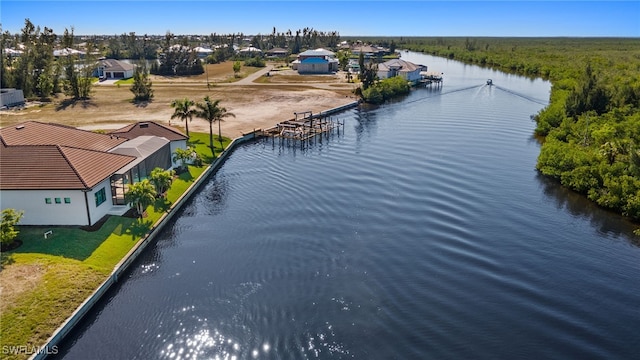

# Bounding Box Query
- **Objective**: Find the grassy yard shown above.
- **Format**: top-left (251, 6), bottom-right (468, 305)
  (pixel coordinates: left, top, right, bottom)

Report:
top-left (0, 132), bottom-right (226, 360)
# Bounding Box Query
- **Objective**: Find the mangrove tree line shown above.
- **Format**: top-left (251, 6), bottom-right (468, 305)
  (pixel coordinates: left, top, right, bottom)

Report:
top-left (348, 37), bottom-right (640, 221)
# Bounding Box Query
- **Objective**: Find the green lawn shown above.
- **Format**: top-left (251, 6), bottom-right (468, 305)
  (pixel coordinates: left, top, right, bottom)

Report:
top-left (114, 78), bottom-right (134, 85)
top-left (187, 131), bottom-right (232, 162)
top-left (0, 132), bottom-right (227, 360)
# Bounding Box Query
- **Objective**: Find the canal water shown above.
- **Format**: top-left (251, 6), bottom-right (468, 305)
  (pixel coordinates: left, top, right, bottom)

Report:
top-left (56, 53), bottom-right (640, 359)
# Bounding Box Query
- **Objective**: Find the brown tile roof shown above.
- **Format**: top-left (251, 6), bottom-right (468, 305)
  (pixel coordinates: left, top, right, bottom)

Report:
top-left (378, 59), bottom-right (422, 73)
top-left (109, 121), bottom-right (188, 141)
top-left (0, 121), bottom-right (127, 151)
top-left (0, 142), bottom-right (135, 190)
top-left (351, 45), bottom-right (380, 54)
top-left (267, 47), bottom-right (289, 54)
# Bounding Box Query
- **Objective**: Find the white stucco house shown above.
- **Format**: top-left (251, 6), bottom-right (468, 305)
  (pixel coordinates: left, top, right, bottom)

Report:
top-left (0, 121), bottom-right (188, 226)
top-left (96, 59), bottom-right (135, 79)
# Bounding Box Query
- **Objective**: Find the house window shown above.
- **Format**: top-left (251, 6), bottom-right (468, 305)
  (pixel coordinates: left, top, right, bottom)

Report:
top-left (45, 198), bottom-right (52, 204)
top-left (55, 198), bottom-right (61, 204)
top-left (95, 187), bottom-right (107, 207)
top-left (64, 198), bottom-right (71, 204)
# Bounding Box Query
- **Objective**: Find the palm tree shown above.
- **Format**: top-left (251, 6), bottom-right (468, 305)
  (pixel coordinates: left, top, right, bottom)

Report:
top-left (600, 141), bottom-right (620, 165)
top-left (149, 167), bottom-right (175, 196)
top-left (170, 98), bottom-right (196, 137)
top-left (125, 179), bottom-right (157, 217)
top-left (194, 96), bottom-right (235, 156)
top-left (172, 146), bottom-right (195, 172)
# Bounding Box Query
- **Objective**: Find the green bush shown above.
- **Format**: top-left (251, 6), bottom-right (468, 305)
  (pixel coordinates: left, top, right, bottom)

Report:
top-left (244, 57), bottom-right (266, 68)
top-left (362, 76), bottom-right (411, 104)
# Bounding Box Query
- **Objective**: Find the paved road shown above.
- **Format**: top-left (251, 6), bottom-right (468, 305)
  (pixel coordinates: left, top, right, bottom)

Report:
top-left (94, 79), bottom-right (119, 86)
top-left (231, 65), bottom-right (273, 85)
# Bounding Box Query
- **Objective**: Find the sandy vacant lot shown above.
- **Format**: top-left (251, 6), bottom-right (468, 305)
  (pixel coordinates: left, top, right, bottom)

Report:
top-left (0, 63), bottom-right (359, 138)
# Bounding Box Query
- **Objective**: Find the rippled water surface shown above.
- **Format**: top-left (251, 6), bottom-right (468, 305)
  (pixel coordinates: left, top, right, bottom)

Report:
top-left (57, 53), bottom-right (640, 359)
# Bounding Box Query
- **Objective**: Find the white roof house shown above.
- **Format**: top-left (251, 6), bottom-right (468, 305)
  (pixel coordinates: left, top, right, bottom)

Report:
top-left (238, 46), bottom-right (262, 55)
top-left (53, 47), bottom-right (86, 57)
top-left (4, 48), bottom-right (23, 57)
top-left (194, 46), bottom-right (214, 59)
top-left (298, 48), bottom-right (336, 58)
top-left (293, 48), bottom-right (339, 74)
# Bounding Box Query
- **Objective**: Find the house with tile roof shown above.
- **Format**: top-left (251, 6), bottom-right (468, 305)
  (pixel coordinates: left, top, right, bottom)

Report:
top-left (266, 47), bottom-right (289, 58)
top-left (0, 121), bottom-right (188, 226)
top-left (376, 59), bottom-right (425, 85)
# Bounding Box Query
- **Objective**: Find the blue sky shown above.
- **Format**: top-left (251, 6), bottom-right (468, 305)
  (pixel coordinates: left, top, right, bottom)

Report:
top-left (1, 1), bottom-right (638, 37)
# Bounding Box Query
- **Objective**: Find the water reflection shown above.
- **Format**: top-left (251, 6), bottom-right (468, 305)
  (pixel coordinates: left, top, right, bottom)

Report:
top-left (202, 174), bottom-right (230, 216)
top-left (537, 173), bottom-right (639, 245)
top-left (353, 110), bottom-right (378, 151)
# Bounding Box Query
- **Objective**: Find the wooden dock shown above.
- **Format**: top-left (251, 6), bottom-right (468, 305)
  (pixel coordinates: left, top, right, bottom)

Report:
top-left (259, 101), bottom-right (358, 147)
top-left (263, 112), bottom-right (342, 141)
top-left (419, 71), bottom-right (443, 87)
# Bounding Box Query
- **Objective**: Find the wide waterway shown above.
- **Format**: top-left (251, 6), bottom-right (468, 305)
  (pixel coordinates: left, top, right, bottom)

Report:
top-left (56, 52), bottom-right (640, 359)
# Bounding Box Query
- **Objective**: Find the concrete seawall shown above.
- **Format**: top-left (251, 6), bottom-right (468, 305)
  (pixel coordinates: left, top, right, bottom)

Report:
top-left (317, 101), bottom-right (360, 118)
top-left (31, 131), bottom-right (260, 360)
top-left (31, 101), bottom-right (360, 359)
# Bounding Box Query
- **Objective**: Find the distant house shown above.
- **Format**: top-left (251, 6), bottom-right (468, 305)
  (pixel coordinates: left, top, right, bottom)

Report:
top-left (53, 47), bottom-right (86, 58)
top-left (3, 48), bottom-right (23, 58)
top-left (193, 46), bottom-right (213, 59)
top-left (338, 41), bottom-right (351, 51)
top-left (347, 60), bottom-right (361, 75)
top-left (96, 59), bottom-right (135, 79)
top-left (292, 48), bottom-right (339, 74)
top-left (351, 45), bottom-right (380, 58)
top-left (238, 46), bottom-right (263, 56)
top-left (0, 121), bottom-right (188, 226)
top-left (0, 88), bottom-right (25, 108)
top-left (377, 59), bottom-right (425, 84)
top-left (266, 47), bottom-right (289, 58)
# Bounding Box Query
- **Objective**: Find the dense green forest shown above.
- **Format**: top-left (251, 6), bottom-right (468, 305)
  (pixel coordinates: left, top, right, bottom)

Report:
top-left (346, 37), bottom-right (640, 222)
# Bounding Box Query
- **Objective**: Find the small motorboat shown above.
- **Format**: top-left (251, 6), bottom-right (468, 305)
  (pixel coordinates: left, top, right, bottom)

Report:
top-left (486, 79), bottom-right (493, 86)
